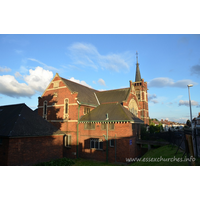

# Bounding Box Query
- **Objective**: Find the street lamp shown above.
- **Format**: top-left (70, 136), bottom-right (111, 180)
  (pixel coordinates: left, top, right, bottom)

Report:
top-left (187, 84), bottom-right (195, 156)
top-left (187, 84), bottom-right (193, 129)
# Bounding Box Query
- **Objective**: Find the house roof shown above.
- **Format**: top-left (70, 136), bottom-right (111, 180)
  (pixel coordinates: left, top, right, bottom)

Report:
top-left (0, 103), bottom-right (64, 137)
top-left (96, 88), bottom-right (130, 104)
top-left (61, 77), bottom-right (99, 106)
top-left (79, 102), bottom-right (144, 123)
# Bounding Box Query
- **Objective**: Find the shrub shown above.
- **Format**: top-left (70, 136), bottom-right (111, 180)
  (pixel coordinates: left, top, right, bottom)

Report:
top-left (36, 157), bottom-right (75, 166)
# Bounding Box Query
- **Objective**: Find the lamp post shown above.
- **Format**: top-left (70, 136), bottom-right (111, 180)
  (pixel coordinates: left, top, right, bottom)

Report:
top-left (187, 84), bottom-right (195, 155)
top-left (103, 113), bottom-right (109, 163)
top-left (187, 84), bottom-right (193, 129)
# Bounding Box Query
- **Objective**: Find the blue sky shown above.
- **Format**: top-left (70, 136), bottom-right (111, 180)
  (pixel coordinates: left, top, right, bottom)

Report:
top-left (0, 34), bottom-right (200, 123)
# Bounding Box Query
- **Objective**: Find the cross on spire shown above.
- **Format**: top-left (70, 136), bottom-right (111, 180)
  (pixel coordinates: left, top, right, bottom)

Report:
top-left (136, 51), bottom-right (138, 63)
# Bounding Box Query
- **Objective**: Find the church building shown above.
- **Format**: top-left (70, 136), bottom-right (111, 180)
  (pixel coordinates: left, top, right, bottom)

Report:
top-left (38, 54), bottom-right (149, 162)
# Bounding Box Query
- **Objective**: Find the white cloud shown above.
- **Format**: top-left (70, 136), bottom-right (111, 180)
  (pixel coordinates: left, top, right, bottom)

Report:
top-left (15, 72), bottom-right (22, 78)
top-left (0, 66), bottom-right (53, 98)
top-left (24, 66), bottom-right (53, 92)
top-left (28, 58), bottom-right (57, 71)
top-left (148, 77), bottom-right (198, 88)
top-left (0, 66), bottom-right (11, 73)
top-left (0, 75), bottom-right (35, 98)
top-left (68, 42), bottom-right (133, 72)
top-left (148, 93), bottom-right (157, 101)
top-left (98, 78), bottom-right (106, 86)
top-left (179, 100), bottom-right (200, 107)
top-left (151, 99), bottom-right (159, 104)
top-left (92, 81), bottom-right (96, 84)
top-left (148, 93), bottom-right (158, 104)
top-left (69, 77), bottom-right (92, 88)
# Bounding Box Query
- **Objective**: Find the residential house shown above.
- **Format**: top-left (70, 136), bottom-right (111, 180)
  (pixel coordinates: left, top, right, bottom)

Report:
top-left (0, 103), bottom-right (64, 166)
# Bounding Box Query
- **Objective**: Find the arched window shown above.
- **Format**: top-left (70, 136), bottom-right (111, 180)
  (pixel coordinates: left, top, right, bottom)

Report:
top-left (43, 101), bottom-right (47, 120)
top-left (136, 90), bottom-right (140, 100)
top-left (64, 98), bottom-right (69, 119)
top-left (128, 98), bottom-right (138, 117)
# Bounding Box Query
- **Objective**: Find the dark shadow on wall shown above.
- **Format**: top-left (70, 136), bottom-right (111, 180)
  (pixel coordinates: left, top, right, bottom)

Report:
top-left (38, 94), bottom-right (64, 130)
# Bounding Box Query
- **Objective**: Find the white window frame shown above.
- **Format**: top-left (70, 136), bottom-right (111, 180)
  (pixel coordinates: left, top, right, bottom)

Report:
top-left (84, 107), bottom-right (90, 115)
top-left (64, 98), bottom-right (69, 119)
top-left (64, 134), bottom-right (71, 147)
top-left (90, 138), bottom-right (103, 150)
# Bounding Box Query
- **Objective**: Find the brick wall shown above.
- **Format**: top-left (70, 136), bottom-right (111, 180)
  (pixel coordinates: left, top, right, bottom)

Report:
top-left (5, 135), bottom-right (64, 166)
top-left (76, 122), bottom-right (145, 163)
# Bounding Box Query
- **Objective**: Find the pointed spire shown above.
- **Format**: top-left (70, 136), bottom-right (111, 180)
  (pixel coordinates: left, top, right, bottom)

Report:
top-left (135, 51), bottom-right (141, 82)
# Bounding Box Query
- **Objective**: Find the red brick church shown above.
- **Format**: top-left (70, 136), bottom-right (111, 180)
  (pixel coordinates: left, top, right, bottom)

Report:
top-left (38, 55), bottom-right (149, 162)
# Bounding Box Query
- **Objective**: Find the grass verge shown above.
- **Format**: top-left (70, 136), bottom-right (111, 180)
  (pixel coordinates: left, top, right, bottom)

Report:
top-left (130, 145), bottom-right (194, 166)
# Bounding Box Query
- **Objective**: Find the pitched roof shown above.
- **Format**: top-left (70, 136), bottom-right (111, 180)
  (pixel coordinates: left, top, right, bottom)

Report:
top-left (96, 88), bottom-right (130, 104)
top-left (0, 103), bottom-right (64, 137)
top-left (79, 102), bottom-right (143, 123)
top-left (61, 77), bottom-right (99, 106)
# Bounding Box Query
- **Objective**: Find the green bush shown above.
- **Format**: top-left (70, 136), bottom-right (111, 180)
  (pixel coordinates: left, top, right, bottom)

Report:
top-left (35, 157), bottom-right (75, 166)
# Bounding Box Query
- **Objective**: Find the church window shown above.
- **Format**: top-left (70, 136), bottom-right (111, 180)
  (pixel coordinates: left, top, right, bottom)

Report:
top-left (53, 82), bottom-right (59, 88)
top-left (65, 99), bottom-right (68, 114)
top-left (64, 98), bottom-right (69, 119)
top-left (84, 107), bottom-right (90, 114)
top-left (110, 139), bottom-right (114, 147)
top-left (43, 101), bottom-right (47, 120)
top-left (109, 123), bottom-right (115, 130)
top-left (84, 123), bottom-right (95, 130)
top-left (128, 99), bottom-right (138, 117)
top-left (64, 135), bottom-right (71, 147)
top-left (101, 123), bottom-right (106, 130)
top-left (90, 138), bottom-right (103, 150)
top-left (136, 91), bottom-right (140, 100)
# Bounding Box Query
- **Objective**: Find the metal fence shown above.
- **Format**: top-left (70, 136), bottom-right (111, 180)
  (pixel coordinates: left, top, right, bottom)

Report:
top-left (141, 128), bottom-right (200, 158)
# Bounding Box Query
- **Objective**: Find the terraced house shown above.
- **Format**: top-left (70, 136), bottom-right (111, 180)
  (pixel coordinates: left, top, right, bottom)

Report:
top-left (38, 57), bottom-right (149, 162)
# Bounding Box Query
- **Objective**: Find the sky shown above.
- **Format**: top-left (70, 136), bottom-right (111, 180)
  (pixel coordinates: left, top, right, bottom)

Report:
top-left (0, 34), bottom-right (200, 123)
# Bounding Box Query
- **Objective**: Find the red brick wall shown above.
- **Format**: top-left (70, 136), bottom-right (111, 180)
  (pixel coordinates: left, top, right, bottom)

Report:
top-left (76, 122), bottom-right (145, 163)
top-left (6, 135), bottom-right (64, 166)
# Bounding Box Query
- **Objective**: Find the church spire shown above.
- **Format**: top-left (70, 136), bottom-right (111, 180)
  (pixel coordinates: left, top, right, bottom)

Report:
top-left (135, 51), bottom-right (142, 82)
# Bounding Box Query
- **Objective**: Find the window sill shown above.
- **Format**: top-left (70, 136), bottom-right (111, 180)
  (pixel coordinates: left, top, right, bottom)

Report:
top-left (90, 148), bottom-right (103, 151)
top-left (64, 146), bottom-right (71, 149)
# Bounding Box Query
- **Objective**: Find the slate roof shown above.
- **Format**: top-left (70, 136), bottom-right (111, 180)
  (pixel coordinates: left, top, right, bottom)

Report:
top-left (61, 77), bottom-right (99, 106)
top-left (135, 63), bottom-right (142, 82)
top-left (96, 88), bottom-right (130, 104)
top-left (79, 103), bottom-right (144, 123)
top-left (0, 103), bottom-right (64, 137)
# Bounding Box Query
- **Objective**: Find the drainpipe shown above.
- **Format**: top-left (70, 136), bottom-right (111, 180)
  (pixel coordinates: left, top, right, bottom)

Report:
top-left (115, 134), bottom-right (117, 163)
top-left (76, 101), bottom-right (81, 158)
top-left (106, 113), bottom-right (109, 162)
